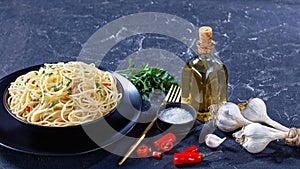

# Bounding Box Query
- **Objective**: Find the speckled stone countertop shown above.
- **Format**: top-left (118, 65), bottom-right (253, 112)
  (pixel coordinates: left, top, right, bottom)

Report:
top-left (0, 0), bottom-right (300, 169)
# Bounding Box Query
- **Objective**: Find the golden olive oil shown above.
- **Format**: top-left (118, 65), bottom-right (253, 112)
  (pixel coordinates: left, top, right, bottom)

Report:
top-left (181, 26), bottom-right (228, 122)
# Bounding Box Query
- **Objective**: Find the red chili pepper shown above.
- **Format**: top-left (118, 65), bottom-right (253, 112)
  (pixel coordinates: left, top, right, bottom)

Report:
top-left (182, 145), bottom-right (198, 153)
top-left (25, 106), bottom-right (31, 112)
top-left (59, 119), bottom-right (65, 122)
top-left (103, 83), bottom-right (111, 86)
top-left (173, 150), bottom-right (222, 165)
top-left (174, 152), bottom-right (203, 165)
top-left (152, 151), bottom-right (162, 159)
top-left (26, 78), bottom-right (30, 83)
top-left (160, 142), bottom-right (173, 152)
top-left (154, 133), bottom-right (176, 151)
top-left (136, 145), bottom-right (151, 158)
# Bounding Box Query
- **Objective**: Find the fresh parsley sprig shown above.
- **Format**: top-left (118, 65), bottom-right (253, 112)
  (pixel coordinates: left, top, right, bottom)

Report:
top-left (117, 59), bottom-right (178, 101)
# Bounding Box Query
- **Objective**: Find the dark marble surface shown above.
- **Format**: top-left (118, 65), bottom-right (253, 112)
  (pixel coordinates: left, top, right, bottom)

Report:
top-left (0, 0), bottom-right (300, 168)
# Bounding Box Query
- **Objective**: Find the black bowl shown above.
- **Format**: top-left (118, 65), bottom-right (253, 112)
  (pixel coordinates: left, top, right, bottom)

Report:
top-left (156, 102), bottom-right (197, 136)
top-left (0, 64), bottom-right (142, 156)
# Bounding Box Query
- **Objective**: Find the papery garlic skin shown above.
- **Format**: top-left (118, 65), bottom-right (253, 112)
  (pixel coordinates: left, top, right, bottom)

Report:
top-left (216, 102), bottom-right (252, 132)
top-left (242, 98), bottom-right (266, 121)
top-left (205, 134), bottom-right (226, 148)
top-left (233, 123), bottom-right (288, 153)
top-left (242, 98), bottom-right (289, 132)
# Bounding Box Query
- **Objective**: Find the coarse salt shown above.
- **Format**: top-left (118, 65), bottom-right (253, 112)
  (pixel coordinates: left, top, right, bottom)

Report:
top-left (159, 107), bottom-right (193, 124)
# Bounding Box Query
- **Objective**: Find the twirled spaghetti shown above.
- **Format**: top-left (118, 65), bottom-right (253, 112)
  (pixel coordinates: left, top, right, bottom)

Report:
top-left (7, 62), bottom-right (122, 127)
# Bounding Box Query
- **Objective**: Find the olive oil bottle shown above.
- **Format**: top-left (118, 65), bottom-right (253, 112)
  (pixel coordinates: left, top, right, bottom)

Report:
top-left (181, 26), bottom-right (228, 122)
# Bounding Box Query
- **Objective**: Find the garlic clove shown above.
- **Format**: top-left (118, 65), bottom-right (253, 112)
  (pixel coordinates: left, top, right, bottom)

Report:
top-left (242, 98), bottom-right (267, 122)
top-left (241, 98), bottom-right (289, 132)
top-left (215, 102), bottom-right (252, 132)
top-left (232, 123), bottom-right (271, 153)
top-left (242, 137), bottom-right (269, 153)
top-left (216, 118), bottom-right (237, 132)
top-left (205, 134), bottom-right (226, 148)
top-left (232, 123), bottom-right (288, 153)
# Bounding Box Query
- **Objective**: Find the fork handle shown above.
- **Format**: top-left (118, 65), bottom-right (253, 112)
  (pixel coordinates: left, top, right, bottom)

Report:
top-left (141, 116), bottom-right (158, 135)
top-left (118, 116), bottom-right (158, 166)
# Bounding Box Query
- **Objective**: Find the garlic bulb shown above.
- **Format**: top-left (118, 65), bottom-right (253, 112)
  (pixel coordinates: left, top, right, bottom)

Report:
top-left (232, 123), bottom-right (288, 153)
top-left (205, 134), bottom-right (226, 148)
top-left (241, 98), bottom-right (289, 132)
top-left (211, 102), bottom-right (252, 132)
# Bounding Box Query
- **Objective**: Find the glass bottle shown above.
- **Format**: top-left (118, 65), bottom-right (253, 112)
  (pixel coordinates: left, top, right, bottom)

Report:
top-left (181, 26), bottom-right (228, 122)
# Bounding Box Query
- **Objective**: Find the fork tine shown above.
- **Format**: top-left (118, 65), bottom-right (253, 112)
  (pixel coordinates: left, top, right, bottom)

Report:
top-left (167, 85), bottom-right (181, 103)
top-left (170, 85), bottom-right (181, 102)
top-left (174, 87), bottom-right (181, 102)
top-left (163, 84), bottom-right (174, 103)
top-left (167, 85), bottom-right (177, 102)
top-left (163, 84), bottom-right (181, 104)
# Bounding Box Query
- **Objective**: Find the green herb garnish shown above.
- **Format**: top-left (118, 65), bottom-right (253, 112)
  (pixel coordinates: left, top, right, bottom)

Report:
top-left (66, 81), bottom-right (72, 87)
top-left (64, 76), bottom-right (72, 81)
top-left (97, 88), bottom-right (104, 98)
top-left (116, 59), bottom-right (178, 101)
top-left (49, 102), bottom-right (56, 108)
top-left (64, 76), bottom-right (72, 86)
top-left (52, 85), bottom-right (59, 92)
top-left (95, 82), bottom-right (100, 88)
top-left (67, 88), bottom-right (72, 95)
top-left (58, 82), bottom-right (63, 86)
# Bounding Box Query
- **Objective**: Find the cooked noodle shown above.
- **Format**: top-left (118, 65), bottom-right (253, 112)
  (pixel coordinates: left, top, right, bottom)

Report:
top-left (7, 62), bottom-right (122, 127)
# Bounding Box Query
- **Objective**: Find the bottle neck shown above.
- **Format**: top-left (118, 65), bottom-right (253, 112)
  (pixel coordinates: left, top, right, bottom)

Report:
top-left (197, 41), bottom-right (215, 54)
top-left (196, 41), bottom-right (222, 63)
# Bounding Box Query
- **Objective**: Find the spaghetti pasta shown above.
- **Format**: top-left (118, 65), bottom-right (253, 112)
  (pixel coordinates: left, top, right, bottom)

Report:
top-left (7, 62), bottom-right (122, 127)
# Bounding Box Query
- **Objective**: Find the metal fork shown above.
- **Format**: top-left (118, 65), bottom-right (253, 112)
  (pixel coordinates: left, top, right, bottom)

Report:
top-left (162, 84), bottom-right (181, 104)
top-left (118, 84), bottom-right (181, 166)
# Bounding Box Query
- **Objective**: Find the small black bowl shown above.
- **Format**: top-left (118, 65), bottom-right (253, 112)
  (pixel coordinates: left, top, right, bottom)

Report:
top-left (156, 102), bottom-right (197, 136)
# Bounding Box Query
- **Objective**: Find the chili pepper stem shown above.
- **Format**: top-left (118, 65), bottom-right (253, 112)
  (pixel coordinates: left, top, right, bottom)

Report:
top-left (202, 150), bottom-right (222, 158)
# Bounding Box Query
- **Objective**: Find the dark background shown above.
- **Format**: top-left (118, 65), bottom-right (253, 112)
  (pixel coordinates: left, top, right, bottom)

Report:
top-left (0, 0), bottom-right (299, 168)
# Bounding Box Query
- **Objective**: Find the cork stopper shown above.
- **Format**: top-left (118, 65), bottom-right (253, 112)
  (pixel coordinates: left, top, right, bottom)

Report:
top-left (198, 26), bottom-right (213, 54)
